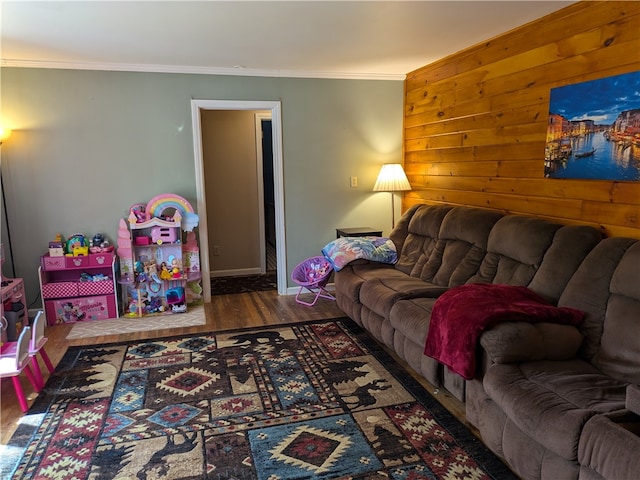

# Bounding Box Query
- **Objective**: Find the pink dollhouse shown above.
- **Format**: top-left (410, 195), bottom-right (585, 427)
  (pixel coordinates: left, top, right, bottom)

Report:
top-left (117, 194), bottom-right (202, 317)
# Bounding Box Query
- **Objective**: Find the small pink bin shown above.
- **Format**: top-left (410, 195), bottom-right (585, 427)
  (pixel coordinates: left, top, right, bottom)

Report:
top-left (66, 256), bottom-right (90, 269)
top-left (78, 280), bottom-right (114, 296)
top-left (90, 252), bottom-right (114, 267)
top-left (41, 255), bottom-right (66, 271)
top-left (41, 282), bottom-right (78, 299)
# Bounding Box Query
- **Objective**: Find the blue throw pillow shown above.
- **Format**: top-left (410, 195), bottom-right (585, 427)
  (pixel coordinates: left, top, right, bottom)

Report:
top-left (322, 236), bottom-right (397, 271)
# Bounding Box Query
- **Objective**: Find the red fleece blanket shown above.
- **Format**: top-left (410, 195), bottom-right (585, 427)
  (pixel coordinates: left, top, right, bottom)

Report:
top-left (423, 284), bottom-right (584, 380)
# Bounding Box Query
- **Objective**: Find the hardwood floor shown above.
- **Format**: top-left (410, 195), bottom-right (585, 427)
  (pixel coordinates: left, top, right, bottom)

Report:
top-left (1, 290), bottom-right (470, 445)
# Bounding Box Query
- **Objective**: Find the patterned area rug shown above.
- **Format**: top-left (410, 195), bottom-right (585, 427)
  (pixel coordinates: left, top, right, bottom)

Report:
top-left (4, 318), bottom-right (516, 479)
top-left (211, 273), bottom-right (277, 295)
top-left (66, 305), bottom-right (206, 339)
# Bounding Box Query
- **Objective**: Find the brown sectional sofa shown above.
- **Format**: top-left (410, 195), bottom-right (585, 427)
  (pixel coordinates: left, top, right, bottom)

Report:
top-left (334, 204), bottom-right (640, 480)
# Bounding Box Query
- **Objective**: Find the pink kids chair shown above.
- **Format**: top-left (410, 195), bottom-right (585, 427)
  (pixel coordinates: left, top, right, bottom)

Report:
top-left (1, 311), bottom-right (53, 389)
top-left (0, 326), bottom-right (42, 412)
top-left (291, 256), bottom-right (335, 306)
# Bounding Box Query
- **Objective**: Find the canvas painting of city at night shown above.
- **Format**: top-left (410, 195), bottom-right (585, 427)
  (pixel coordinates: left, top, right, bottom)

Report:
top-left (544, 71), bottom-right (640, 181)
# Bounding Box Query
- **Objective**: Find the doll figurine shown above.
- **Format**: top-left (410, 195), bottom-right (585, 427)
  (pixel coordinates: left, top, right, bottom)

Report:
top-left (160, 262), bottom-right (172, 280)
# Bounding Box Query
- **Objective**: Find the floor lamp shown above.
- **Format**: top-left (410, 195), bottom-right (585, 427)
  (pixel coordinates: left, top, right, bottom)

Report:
top-left (373, 163), bottom-right (411, 229)
top-left (1, 127), bottom-right (16, 278)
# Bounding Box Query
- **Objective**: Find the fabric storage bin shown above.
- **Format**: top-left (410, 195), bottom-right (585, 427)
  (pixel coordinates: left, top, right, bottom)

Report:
top-left (66, 256), bottom-right (90, 268)
top-left (41, 255), bottom-right (66, 270)
top-left (45, 295), bottom-right (117, 324)
top-left (78, 280), bottom-right (114, 296)
top-left (89, 252), bottom-right (114, 267)
top-left (41, 282), bottom-right (78, 299)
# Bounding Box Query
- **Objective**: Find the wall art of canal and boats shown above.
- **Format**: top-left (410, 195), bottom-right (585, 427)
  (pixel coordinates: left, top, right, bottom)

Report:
top-left (544, 71), bottom-right (640, 182)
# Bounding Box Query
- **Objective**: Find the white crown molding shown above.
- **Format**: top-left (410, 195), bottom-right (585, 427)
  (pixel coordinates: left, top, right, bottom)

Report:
top-left (0, 59), bottom-right (406, 81)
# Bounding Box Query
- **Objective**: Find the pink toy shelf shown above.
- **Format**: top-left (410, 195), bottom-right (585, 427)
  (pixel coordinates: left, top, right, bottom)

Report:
top-left (118, 194), bottom-right (201, 317)
top-left (38, 251), bottom-right (119, 325)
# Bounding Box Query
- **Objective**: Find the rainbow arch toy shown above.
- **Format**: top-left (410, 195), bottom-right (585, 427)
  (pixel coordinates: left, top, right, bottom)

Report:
top-left (147, 194), bottom-right (199, 231)
top-left (146, 194), bottom-right (195, 219)
top-left (128, 193), bottom-right (199, 232)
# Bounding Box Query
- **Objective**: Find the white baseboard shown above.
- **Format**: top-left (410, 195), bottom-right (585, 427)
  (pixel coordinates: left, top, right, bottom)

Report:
top-left (210, 268), bottom-right (263, 278)
top-left (209, 273), bottom-right (335, 298)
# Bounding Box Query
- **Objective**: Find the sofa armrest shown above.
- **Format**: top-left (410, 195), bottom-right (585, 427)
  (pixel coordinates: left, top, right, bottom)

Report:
top-left (479, 322), bottom-right (583, 363)
top-left (627, 384), bottom-right (640, 415)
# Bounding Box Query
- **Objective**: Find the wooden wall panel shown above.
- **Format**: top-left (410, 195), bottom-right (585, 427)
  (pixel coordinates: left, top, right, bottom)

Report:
top-left (403, 1), bottom-right (640, 239)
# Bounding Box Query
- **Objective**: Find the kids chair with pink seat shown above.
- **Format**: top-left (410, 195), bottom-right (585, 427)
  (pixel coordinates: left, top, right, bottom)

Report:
top-left (28, 311), bottom-right (54, 387)
top-left (0, 325), bottom-right (42, 412)
top-left (291, 256), bottom-right (335, 306)
top-left (1, 311), bottom-right (53, 389)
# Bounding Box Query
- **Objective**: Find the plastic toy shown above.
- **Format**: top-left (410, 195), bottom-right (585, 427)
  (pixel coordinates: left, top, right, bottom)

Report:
top-left (170, 257), bottom-right (182, 278)
top-left (129, 204), bottom-right (147, 223)
top-left (166, 287), bottom-right (186, 312)
top-left (89, 233), bottom-right (113, 253)
top-left (79, 272), bottom-right (93, 282)
top-left (79, 273), bottom-right (110, 282)
top-left (134, 236), bottom-right (151, 246)
top-left (146, 194), bottom-right (199, 232)
top-left (151, 226), bottom-right (178, 245)
top-left (159, 262), bottom-right (172, 280)
top-left (66, 234), bottom-right (89, 257)
top-left (48, 234), bottom-right (66, 257)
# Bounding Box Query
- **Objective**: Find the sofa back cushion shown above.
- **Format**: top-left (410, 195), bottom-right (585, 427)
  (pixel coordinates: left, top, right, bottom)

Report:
top-left (528, 225), bottom-right (602, 304)
top-left (410, 207), bottom-right (503, 286)
top-left (560, 238), bottom-right (640, 383)
top-left (389, 203), bottom-right (423, 256)
top-left (468, 215), bottom-right (561, 286)
top-left (394, 205), bottom-right (453, 274)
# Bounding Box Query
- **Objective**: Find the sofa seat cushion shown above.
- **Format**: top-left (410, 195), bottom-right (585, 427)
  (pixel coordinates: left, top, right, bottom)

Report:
top-left (359, 277), bottom-right (448, 318)
top-left (484, 359), bottom-right (627, 461)
top-left (389, 297), bottom-right (438, 346)
top-left (578, 411), bottom-right (640, 480)
top-left (335, 263), bottom-right (403, 300)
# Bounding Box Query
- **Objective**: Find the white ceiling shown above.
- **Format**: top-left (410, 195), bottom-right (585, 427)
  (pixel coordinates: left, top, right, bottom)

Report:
top-left (1, 1), bottom-right (575, 80)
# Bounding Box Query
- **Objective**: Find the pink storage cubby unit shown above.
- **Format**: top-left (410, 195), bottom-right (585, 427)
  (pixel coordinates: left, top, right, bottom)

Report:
top-left (39, 253), bottom-right (119, 325)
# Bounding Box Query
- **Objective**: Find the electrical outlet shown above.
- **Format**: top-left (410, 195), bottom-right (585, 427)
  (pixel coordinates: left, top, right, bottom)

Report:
top-left (213, 246), bottom-right (220, 255)
top-left (350, 176), bottom-right (358, 188)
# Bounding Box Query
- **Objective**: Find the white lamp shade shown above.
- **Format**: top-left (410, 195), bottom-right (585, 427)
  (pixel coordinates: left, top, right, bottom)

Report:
top-left (372, 163), bottom-right (411, 192)
top-left (0, 127), bottom-right (11, 144)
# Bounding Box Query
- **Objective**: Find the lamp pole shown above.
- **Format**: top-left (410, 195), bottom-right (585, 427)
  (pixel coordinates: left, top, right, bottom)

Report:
top-left (1, 128), bottom-right (16, 278)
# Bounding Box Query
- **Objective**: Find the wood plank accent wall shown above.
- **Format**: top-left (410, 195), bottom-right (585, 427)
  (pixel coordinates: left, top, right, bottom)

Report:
top-left (403, 1), bottom-right (640, 239)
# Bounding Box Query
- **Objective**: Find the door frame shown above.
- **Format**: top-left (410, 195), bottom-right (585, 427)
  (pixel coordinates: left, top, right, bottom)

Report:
top-left (190, 100), bottom-right (287, 303)
top-left (254, 112), bottom-right (271, 274)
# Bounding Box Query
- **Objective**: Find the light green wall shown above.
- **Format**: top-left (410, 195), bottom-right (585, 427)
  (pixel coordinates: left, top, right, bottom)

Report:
top-left (1, 68), bottom-right (403, 306)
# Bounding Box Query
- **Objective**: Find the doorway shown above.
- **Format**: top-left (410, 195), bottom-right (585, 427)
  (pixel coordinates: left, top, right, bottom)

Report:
top-left (256, 114), bottom-right (277, 274)
top-left (190, 100), bottom-right (286, 303)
